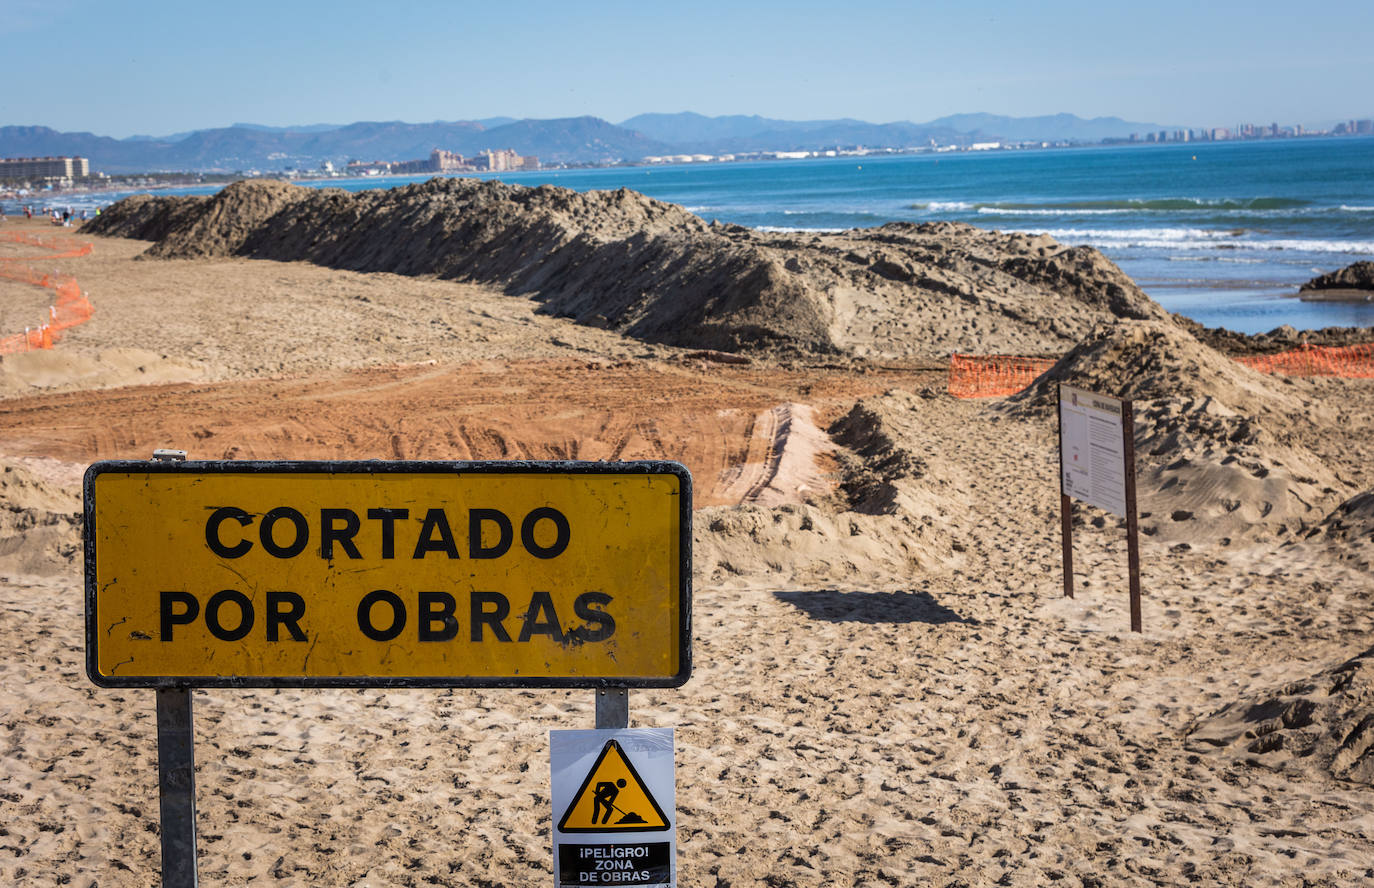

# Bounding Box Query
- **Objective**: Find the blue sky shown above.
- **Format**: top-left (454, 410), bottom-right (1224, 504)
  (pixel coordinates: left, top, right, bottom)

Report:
top-left (3, 0), bottom-right (1370, 138)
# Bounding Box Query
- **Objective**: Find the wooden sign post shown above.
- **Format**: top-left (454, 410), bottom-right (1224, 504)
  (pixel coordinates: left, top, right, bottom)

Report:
top-left (1057, 384), bottom-right (1143, 632)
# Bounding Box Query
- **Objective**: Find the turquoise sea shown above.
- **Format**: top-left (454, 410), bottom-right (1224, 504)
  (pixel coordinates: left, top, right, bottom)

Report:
top-left (18, 137), bottom-right (1374, 334)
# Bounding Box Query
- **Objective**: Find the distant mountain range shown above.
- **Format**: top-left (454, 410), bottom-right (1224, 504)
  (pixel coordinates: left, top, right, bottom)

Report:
top-left (0, 112), bottom-right (1168, 174)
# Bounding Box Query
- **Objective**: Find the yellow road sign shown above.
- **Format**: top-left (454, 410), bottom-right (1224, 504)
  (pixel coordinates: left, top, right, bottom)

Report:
top-left (84, 460), bottom-right (691, 688)
top-left (558, 739), bottom-right (670, 832)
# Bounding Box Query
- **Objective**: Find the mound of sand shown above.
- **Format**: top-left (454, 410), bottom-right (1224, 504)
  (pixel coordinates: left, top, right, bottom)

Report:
top-left (0, 460), bottom-right (80, 577)
top-left (1314, 490), bottom-right (1374, 543)
top-left (1294, 490), bottom-right (1374, 569)
top-left (1188, 646), bottom-right (1374, 784)
top-left (828, 390), bottom-right (968, 521)
top-left (695, 389), bottom-right (973, 586)
top-left (86, 178), bottom-right (1168, 360)
top-left (0, 347), bottom-right (206, 397)
top-left (694, 503), bottom-right (945, 589)
top-left (1009, 320), bottom-right (1346, 541)
top-left (1011, 320), bottom-right (1302, 417)
top-left (83, 193), bottom-right (209, 244)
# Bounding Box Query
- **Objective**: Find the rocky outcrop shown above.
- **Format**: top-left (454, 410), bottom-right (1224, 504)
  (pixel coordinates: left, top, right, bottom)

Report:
top-left (1301, 261), bottom-right (1374, 293)
top-left (85, 177), bottom-right (1172, 360)
top-left (1172, 316), bottom-right (1374, 356)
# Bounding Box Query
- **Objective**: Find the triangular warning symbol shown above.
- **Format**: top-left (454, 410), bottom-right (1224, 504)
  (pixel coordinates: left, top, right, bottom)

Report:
top-left (558, 739), bottom-right (670, 833)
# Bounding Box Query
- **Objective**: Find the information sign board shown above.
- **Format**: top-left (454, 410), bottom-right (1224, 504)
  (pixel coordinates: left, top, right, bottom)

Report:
top-left (84, 460), bottom-right (691, 688)
top-left (551, 728), bottom-right (675, 888)
top-left (1059, 384), bottom-right (1128, 517)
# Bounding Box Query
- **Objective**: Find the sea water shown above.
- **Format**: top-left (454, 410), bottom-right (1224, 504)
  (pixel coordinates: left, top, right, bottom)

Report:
top-left (16, 137), bottom-right (1374, 334)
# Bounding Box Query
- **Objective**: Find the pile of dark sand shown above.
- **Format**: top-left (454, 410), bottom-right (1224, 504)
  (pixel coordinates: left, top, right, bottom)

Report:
top-left (1008, 320), bottom-right (1346, 542)
top-left (84, 194), bottom-right (209, 245)
top-left (86, 178), bottom-right (1168, 360)
top-left (1189, 645), bottom-right (1374, 785)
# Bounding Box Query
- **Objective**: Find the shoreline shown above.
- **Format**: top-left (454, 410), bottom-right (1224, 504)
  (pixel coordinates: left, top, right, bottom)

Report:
top-left (1300, 287), bottom-right (1374, 303)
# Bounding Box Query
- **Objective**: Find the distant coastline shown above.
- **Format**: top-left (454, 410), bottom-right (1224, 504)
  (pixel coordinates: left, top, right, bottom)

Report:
top-left (4, 111), bottom-right (1373, 180)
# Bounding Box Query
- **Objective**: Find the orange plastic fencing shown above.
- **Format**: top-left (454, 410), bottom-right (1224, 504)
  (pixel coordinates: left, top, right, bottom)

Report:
top-left (0, 232), bottom-right (95, 355)
top-left (948, 353), bottom-right (1057, 398)
top-left (951, 341), bottom-right (1374, 397)
top-left (0, 231), bottom-right (92, 260)
top-left (1236, 342), bottom-right (1374, 379)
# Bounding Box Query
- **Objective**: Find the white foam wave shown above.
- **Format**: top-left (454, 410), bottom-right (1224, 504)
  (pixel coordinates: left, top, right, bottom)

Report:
top-left (1012, 227), bottom-right (1374, 255)
top-left (918, 200), bottom-right (975, 211)
top-left (1035, 227), bottom-right (1237, 242)
top-left (979, 207), bottom-right (1131, 216)
top-left (755, 225), bottom-right (845, 233)
top-left (1166, 256), bottom-right (1266, 264)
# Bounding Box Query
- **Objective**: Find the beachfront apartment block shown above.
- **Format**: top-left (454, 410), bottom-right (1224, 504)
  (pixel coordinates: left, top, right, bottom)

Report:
top-left (0, 156), bottom-right (90, 181)
top-left (359, 148), bottom-right (539, 177)
top-left (472, 149), bottom-right (538, 171)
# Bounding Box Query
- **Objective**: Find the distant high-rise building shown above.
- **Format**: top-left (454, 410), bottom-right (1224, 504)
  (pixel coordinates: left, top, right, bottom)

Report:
top-left (0, 155), bottom-right (89, 179)
top-left (430, 149), bottom-right (467, 171)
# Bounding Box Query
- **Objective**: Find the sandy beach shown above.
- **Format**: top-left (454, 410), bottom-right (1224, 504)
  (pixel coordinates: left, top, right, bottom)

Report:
top-left (1, 186), bottom-right (1372, 888)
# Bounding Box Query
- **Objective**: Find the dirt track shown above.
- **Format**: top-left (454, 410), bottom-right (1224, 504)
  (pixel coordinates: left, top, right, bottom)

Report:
top-left (0, 356), bottom-right (936, 506)
top-left (0, 218), bottom-right (930, 504)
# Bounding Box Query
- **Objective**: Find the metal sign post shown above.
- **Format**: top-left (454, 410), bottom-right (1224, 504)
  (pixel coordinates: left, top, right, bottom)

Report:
top-left (596, 689), bottom-right (630, 730)
top-left (155, 687), bottom-right (198, 888)
top-left (148, 450), bottom-right (198, 887)
top-left (1057, 385), bottom-right (1143, 632)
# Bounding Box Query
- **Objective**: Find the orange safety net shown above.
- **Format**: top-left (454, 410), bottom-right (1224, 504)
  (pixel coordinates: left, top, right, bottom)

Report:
top-left (1236, 342), bottom-right (1374, 379)
top-left (951, 340), bottom-right (1374, 398)
top-left (0, 231), bottom-right (93, 260)
top-left (948, 353), bottom-right (1057, 398)
top-left (0, 232), bottom-right (95, 355)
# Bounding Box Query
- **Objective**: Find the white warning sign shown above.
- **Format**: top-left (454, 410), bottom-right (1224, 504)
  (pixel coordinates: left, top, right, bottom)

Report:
top-left (551, 728), bottom-right (675, 887)
top-left (1059, 384), bottom-right (1129, 517)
